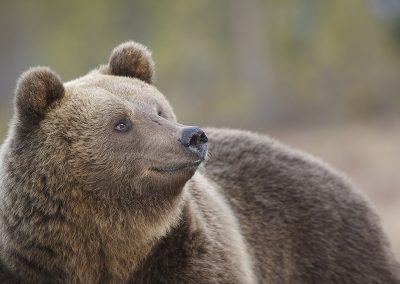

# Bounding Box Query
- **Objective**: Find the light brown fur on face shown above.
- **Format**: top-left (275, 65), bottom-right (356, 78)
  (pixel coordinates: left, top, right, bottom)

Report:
top-left (0, 41), bottom-right (399, 283)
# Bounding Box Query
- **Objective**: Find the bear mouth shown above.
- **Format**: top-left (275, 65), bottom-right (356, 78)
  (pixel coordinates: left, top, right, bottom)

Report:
top-left (150, 160), bottom-right (202, 173)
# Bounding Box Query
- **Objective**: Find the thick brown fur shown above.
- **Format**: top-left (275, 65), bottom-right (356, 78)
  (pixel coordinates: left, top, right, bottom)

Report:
top-left (15, 67), bottom-right (64, 127)
top-left (100, 41), bottom-right (155, 84)
top-left (0, 41), bottom-right (399, 283)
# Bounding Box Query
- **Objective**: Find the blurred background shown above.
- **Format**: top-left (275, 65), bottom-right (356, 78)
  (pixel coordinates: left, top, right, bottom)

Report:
top-left (0, 0), bottom-right (399, 257)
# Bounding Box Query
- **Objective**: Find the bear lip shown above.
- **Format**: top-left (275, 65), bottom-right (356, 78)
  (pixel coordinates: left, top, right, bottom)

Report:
top-left (150, 160), bottom-right (202, 173)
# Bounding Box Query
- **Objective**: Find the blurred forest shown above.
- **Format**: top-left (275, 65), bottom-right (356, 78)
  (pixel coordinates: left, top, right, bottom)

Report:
top-left (0, 1), bottom-right (399, 256)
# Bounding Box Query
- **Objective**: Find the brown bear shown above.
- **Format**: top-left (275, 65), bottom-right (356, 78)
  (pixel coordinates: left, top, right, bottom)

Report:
top-left (0, 41), bottom-right (399, 283)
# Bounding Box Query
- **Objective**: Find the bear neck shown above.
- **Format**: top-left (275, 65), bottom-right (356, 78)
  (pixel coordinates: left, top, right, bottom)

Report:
top-left (68, 186), bottom-right (187, 283)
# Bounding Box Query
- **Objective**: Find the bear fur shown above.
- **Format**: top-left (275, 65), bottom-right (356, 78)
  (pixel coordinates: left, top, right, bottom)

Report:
top-left (0, 41), bottom-right (399, 283)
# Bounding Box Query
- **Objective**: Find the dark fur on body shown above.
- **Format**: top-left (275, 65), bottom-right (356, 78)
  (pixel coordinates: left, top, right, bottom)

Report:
top-left (204, 129), bottom-right (400, 283)
top-left (0, 41), bottom-right (399, 283)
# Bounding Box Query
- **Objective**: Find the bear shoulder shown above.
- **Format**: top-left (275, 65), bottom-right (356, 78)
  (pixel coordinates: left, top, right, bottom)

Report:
top-left (203, 128), bottom-right (400, 283)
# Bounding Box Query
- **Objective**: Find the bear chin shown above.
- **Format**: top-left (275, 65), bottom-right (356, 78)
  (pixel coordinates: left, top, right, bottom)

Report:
top-left (140, 162), bottom-right (202, 198)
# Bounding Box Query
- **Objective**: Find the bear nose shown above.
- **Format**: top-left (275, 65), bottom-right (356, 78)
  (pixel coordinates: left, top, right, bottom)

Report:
top-left (179, 127), bottom-right (208, 159)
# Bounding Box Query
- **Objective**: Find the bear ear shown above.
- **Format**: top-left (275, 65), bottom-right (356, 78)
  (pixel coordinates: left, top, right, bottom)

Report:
top-left (101, 41), bottom-right (155, 84)
top-left (15, 66), bottom-right (64, 125)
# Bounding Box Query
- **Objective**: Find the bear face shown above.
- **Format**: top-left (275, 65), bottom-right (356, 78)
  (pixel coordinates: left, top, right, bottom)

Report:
top-left (9, 41), bottom-right (207, 225)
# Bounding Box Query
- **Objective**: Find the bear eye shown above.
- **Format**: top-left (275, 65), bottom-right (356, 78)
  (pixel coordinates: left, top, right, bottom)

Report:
top-left (157, 110), bottom-right (163, 117)
top-left (114, 118), bottom-right (132, 133)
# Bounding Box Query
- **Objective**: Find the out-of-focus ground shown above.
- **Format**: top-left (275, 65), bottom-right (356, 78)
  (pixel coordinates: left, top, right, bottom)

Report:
top-left (271, 121), bottom-right (400, 258)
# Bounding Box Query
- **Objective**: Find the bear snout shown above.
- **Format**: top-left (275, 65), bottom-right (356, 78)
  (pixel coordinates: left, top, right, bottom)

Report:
top-left (179, 127), bottom-right (208, 160)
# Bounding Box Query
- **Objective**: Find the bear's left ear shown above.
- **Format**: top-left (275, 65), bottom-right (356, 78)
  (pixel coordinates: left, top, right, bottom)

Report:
top-left (15, 67), bottom-right (64, 126)
top-left (101, 41), bottom-right (155, 84)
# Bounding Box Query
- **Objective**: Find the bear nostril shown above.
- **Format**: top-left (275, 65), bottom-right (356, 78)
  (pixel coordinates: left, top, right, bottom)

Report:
top-left (199, 132), bottom-right (208, 143)
top-left (189, 135), bottom-right (199, 147)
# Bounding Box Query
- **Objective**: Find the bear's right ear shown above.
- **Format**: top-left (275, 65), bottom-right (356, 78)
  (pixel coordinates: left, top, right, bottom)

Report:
top-left (15, 67), bottom-right (64, 126)
top-left (100, 41), bottom-right (155, 84)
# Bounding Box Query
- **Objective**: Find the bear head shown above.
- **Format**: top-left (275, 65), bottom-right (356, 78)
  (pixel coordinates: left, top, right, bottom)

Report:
top-left (8, 41), bottom-right (208, 224)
